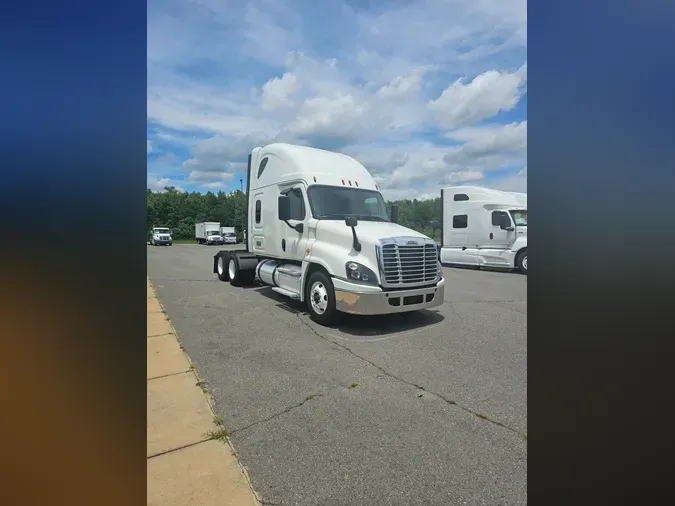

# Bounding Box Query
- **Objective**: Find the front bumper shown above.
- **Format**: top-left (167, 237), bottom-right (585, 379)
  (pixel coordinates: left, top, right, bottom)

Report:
top-left (153, 239), bottom-right (172, 245)
top-left (333, 277), bottom-right (445, 315)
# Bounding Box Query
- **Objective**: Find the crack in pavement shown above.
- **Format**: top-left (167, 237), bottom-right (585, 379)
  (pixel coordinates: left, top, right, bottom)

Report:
top-left (482, 300), bottom-right (527, 316)
top-left (295, 313), bottom-right (524, 438)
top-left (230, 394), bottom-right (325, 435)
top-left (445, 302), bottom-right (465, 323)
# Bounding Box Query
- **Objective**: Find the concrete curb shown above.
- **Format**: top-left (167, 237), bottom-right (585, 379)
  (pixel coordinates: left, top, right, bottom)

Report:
top-left (148, 279), bottom-right (261, 506)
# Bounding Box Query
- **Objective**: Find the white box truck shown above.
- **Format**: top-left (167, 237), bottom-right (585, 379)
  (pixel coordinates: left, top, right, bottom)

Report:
top-left (149, 227), bottom-right (172, 246)
top-left (220, 226), bottom-right (237, 244)
top-left (212, 143), bottom-right (445, 326)
top-left (196, 222), bottom-right (223, 245)
top-left (439, 186), bottom-right (527, 274)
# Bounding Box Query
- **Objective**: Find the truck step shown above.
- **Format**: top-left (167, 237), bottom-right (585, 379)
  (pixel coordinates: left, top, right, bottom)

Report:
top-left (272, 286), bottom-right (300, 300)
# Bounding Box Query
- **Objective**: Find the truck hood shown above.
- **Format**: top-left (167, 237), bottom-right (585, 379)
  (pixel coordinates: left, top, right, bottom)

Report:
top-left (315, 220), bottom-right (429, 250)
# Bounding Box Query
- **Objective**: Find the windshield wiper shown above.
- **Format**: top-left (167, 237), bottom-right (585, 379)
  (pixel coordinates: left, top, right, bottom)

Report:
top-left (357, 215), bottom-right (389, 222)
top-left (316, 213), bottom-right (348, 220)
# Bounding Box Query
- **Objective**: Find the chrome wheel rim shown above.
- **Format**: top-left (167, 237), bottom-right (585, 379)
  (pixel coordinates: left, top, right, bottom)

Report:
top-left (217, 257), bottom-right (223, 275)
top-left (310, 281), bottom-right (328, 314)
top-left (228, 258), bottom-right (236, 279)
top-left (522, 255), bottom-right (527, 270)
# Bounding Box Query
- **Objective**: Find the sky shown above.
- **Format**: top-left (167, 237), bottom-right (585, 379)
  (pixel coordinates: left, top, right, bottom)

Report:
top-left (147, 0), bottom-right (527, 201)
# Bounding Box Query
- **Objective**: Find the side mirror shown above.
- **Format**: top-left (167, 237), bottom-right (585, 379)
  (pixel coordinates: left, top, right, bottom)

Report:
top-left (345, 216), bottom-right (361, 252)
top-left (390, 203), bottom-right (399, 223)
top-left (345, 216), bottom-right (358, 228)
top-left (278, 195), bottom-right (290, 221)
top-left (499, 214), bottom-right (513, 230)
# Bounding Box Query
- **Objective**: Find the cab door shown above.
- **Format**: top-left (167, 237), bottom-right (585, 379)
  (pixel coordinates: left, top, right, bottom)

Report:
top-left (281, 185), bottom-right (310, 262)
top-left (488, 210), bottom-right (516, 250)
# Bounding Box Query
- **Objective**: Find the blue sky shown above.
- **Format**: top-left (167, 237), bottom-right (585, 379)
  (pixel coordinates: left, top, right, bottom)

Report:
top-left (147, 0), bottom-right (527, 200)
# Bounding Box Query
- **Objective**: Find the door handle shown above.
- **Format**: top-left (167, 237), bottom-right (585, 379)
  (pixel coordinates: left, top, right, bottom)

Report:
top-left (282, 239), bottom-right (286, 251)
top-left (489, 233), bottom-right (493, 240)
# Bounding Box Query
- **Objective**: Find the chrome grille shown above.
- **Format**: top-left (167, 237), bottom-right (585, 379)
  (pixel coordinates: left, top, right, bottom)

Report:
top-left (379, 240), bottom-right (438, 286)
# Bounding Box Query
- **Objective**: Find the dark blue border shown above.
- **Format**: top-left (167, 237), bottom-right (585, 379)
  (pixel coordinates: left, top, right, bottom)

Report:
top-left (2, 0), bottom-right (675, 502)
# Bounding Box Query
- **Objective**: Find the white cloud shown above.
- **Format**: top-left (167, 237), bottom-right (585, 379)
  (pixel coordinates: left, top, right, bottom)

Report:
top-left (147, 175), bottom-right (184, 192)
top-left (376, 67), bottom-right (429, 100)
top-left (490, 170), bottom-right (528, 193)
top-left (443, 120), bottom-right (527, 166)
top-left (261, 72), bottom-right (298, 110)
top-left (147, 0), bottom-right (527, 196)
top-left (187, 170), bottom-right (236, 185)
top-left (428, 66), bottom-right (526, 129)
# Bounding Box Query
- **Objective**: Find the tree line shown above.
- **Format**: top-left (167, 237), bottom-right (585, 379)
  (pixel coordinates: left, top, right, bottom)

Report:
top-left (147, 187), bottom-right (442, 241)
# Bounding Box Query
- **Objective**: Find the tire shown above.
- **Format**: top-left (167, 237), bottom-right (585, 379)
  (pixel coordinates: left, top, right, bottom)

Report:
top-left (228, 256), bottom-right (241, 286)
top-left (516, 250), bottom-right (527, 274)
top-left (216, 254), bottom-right (229, 282)
top-left (227, 255), bottom-right (255, 286)
top-left (305, 270), bottom-right (338, 326)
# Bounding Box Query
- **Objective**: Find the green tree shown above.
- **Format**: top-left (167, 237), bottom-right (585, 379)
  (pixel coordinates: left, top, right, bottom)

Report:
top-left (147, 187), bottom-right (443, 241)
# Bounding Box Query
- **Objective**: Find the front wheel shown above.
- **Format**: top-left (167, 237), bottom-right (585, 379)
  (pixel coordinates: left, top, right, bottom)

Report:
top-left (306, 271), bottom-right (338, 326)
top-left (516, 250), bottom-right (527, 274)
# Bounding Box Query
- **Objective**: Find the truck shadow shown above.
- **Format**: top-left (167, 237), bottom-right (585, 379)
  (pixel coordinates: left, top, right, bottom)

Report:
top-left (254, 286), bottom-right (445, 337)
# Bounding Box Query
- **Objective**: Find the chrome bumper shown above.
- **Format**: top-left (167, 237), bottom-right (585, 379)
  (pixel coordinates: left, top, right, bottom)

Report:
top-left (334, 277), bottom-right (445, 316)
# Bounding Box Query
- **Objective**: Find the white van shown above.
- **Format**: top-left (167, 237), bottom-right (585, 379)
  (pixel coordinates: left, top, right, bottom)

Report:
top-left (439, 186), bottom-right (527, 274)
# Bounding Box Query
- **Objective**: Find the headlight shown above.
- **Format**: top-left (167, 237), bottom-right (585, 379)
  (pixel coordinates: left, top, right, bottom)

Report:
top-left (345, 262), bottom-right (378, 285)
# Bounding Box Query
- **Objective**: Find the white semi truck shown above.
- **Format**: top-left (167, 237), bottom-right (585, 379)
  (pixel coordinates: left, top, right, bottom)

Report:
top-left (196, 222), bottom-right (223, 245)
top-left (220, 226), bottom-right (237, 244)
top-left (213, 143), bottom-right (445, 326)
top-left (149, 227), bottom-right (172, 246)
top-left (439, 186), bottom-right (527, 274)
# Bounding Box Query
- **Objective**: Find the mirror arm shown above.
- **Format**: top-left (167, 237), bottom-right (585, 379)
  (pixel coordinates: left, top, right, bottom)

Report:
top-left (350, 227), bottom-right (362, 252)
top-left (284, 220), bottom-right (304, 233)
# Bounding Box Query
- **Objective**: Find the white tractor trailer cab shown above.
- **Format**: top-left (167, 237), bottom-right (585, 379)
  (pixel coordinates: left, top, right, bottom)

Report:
top-left (439, 186), bottom-right (527, 274)
top-left (213, 143), bottom-right (445, 326)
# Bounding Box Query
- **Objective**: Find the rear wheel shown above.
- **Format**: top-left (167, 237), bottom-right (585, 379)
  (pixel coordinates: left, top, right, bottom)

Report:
top-left (228, 255), bottom-right (254, 286)
top-left (516, 250), bottom-right (527, 274)
top-left (306, 271), bottom-right (338, 326)
top-left (216, 255), bottom-right (229, 281)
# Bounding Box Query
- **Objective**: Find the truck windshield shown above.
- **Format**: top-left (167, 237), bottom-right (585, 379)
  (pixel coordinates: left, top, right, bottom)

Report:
top-left (510, 210), bottom-right (527, 226)
top-left (207, 231), bottom-right (219, 236)
top-left (224, 233), bottom-right (235, 237)
top-left (156, 229), bottom-right (170, 234)
top-left (307, 186), bottom-right (390, 222)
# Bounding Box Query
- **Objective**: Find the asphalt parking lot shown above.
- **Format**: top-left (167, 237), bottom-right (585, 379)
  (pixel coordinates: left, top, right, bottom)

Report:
top-left (148, 244), bottom-right (527, 505)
